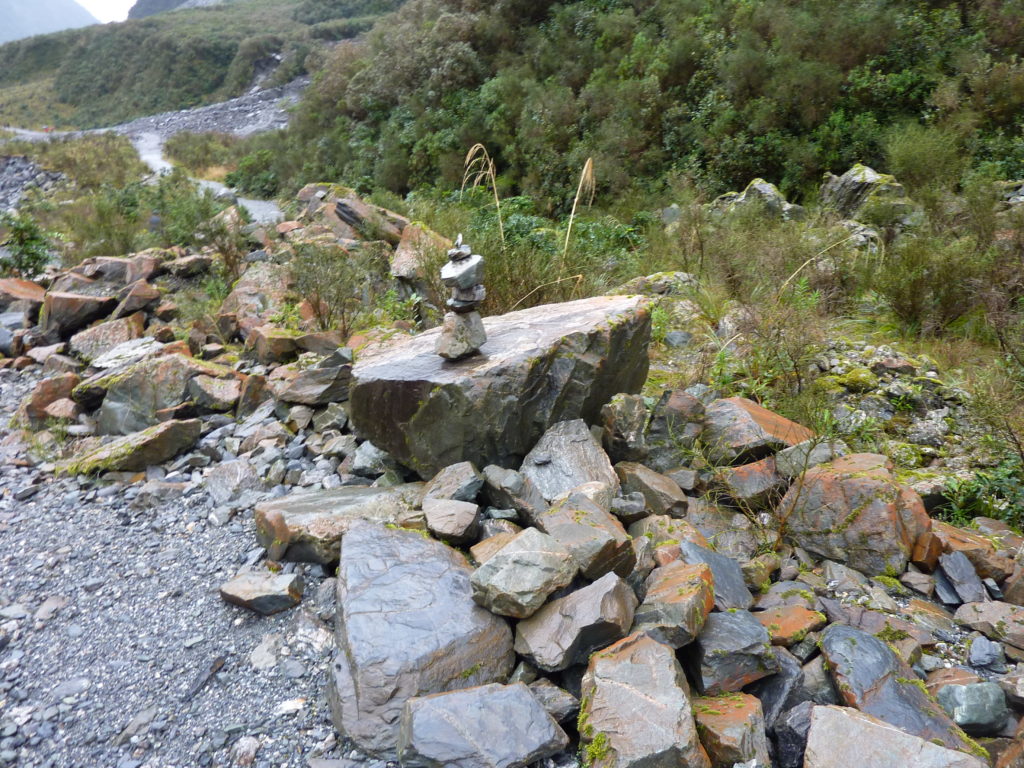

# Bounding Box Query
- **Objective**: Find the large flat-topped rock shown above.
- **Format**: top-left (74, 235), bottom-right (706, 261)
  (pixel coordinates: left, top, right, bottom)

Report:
top-left (349, 295), bottom-right (651, 478)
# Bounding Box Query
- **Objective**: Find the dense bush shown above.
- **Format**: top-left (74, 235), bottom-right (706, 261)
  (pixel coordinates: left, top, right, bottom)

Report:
top-left (0, 212), bottom-right (53, 277)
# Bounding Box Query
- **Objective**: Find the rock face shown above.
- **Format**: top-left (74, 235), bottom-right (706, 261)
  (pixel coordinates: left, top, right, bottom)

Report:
top-left (819, 164), bottom-right (908, 220)
top-left (62, 419), bottom-right (201, 473)
top-left (579, 632), bottom-right (710, 768)
top-left (253, 484), bottom-right (424, 564)
top-left (777, 453), bottom-right (930, 577)
top-left (803, 706), bottom-right (987, 768)
top-left (514, 573), bottom-right (638, 672)
top-left (397, 683), bottom-right (568, 768)
top-left (819, 623), bottom-right (975, 752)
top-left (328, 522), bottom-right (514, 758)
top-left (349, 296), bottom-right (651, 478)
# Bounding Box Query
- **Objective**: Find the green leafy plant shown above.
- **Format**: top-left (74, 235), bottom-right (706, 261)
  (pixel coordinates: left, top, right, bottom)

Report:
top-left (0, 211), bottom-right (54, 278)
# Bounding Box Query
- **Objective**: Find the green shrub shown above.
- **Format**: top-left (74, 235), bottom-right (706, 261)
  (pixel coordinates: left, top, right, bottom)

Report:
top-left (290, 240), bottom-right (382, 335)
top-left (0, 212), bottom-right (53, 278)
top-left (225, 149), bottom-right (279, 198)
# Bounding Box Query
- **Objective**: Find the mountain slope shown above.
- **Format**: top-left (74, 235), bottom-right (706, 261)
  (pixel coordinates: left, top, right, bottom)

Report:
top-left (128, 0), bottom-right (227, 19)
top-left (0, 0), bottom-right (98, 45)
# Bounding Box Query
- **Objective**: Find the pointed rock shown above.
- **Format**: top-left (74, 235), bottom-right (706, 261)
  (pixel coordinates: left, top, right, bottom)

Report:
top-left (521, 419), bottom-right (619, 502)
top-left (631, 561), bottom-right (714, 648)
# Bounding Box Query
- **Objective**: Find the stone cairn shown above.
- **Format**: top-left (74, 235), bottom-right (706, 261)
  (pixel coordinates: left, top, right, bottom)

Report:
top-left (436, 234), bottom-right (487, 360)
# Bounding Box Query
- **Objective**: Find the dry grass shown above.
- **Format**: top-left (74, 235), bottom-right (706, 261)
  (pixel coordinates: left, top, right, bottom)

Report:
top-left (461, 143), bottom-right (504, 247)
top-left (0, 77), bottom-right (75, 129)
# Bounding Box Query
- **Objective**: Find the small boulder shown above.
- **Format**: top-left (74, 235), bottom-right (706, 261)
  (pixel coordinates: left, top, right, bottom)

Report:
top-left (955, 602), bottom-right (1024, 651)
top-left (702, 397), bottom-right (813, 465)
top-left (631, 561), bottom-right (714, 648)
top-left (423, 498), bottom-right (480, 544)
top-left (521, 419), bottom-right (619, 502)
top-left (207, 460), bottom-right (263, 505)
top-left (422, 461), bottom-right (484, 503)
top-left (687, 611), bottom-right (779, 694)
top-left (614, 461), bottom-right (688, 516)
top-left (936, 683), bottom-right (1008, 736)
top-left (470, 528), bottom-right (577, 618)
top-left (68, 312), bottom-right (145, 361)
top-left (692, 692), bottom-right (771, 768)
top-left (645, 389), bottom-right (705, 472)
top-left (219, 570), bottom-right (303, 615)
top-left (61, 419), bottom-right (201, 474)
top-left (18, 372), bottom-right (80, 428)
top-left (536, 485), bottom-right (634, 579)
top-left (188, 375), bottom-right (241, 412)
top-left (678, 541), bottom-right (754, 611)
top-left (600, 393), bottom-right (649, 462)
top-left (41, 292), bottom-right (117, 339)
top-left (278, 365), bottom-right (352, 406)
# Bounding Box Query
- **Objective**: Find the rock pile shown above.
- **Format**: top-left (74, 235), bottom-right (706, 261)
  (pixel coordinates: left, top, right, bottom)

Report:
top-left (0, 155), bottom-right (65, 211)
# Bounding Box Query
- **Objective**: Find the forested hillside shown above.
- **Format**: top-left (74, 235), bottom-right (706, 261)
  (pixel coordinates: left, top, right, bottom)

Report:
top-left (233, 0), bottom-right (1024, 209)
top-left (0, 0), bottom-right (404, 127)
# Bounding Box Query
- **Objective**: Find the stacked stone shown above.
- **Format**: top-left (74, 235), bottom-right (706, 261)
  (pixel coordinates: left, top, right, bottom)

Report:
top-left (436, 234), bottom-right (487, 360)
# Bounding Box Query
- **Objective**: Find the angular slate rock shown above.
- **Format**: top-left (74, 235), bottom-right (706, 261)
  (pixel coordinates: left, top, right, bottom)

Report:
top-left (328, 522), bottom-right (514, 758)
top-left (939, 551), bottom-right (988, 605)
top-left (61, 419), bottom-right (201, 474)
top-left (278, 365), bottom-right (352, 406)
top-left (600, 393), bottom-right (649, 463)
top-left (955, 602), bottom-right (1024, 651)
top-left (774, 700), bottom-right (814, 768)
top-left (396, 683), bottom-right (567, 768)
top-left (803, 705), bottom-right (987, 768)
top-left (349, 295), bottom-right (651, 478)
top-left (692, 692), bottom-right (771, 768)
top-left (631, 561), bottom-right (714, 648)
top-left (253, 484), bottom-right (424, 563)
top-left (423, 498), bottom-right (480, 544)
top-left (819, 623), bottom-right (976, 752)
top-left (527, 679), bottom-right (579, 724)
top-left (422, 461), bottom-right (484, 504)
top-left (702, 397), bottom-right (813, 465)
top-left (579, 632), bottom-right (710, 768)
top-left (514, 573), bottom-right (637, 672)
top-left (207, 459), bottom-right (263, 505)
top-left (520, 419), bottom-right (619, 502)
top-left (688, 610), bottom-right (778, 695)
top-left (678, 541), bottom-right (753, 611)
top-left (470, 528), bottom-right (577, 618)
top-left (219, 570), bottom-right (303, 615)
top-left (645, 389), bottom-right (705, 472)
top-left (936, 683), bottom-right (1008, 736)
top-left (481, 465), bottom-right (547, 526)
top-left (536, 486), bottom-right (634, 579)
top-left (614, 461), bottom-right (687, 516)
top-left (746, 646), bottom-right (805, 730)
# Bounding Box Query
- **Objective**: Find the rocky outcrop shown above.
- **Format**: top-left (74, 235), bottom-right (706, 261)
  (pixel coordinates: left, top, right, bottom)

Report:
top-left (819, 164), bottom-right (908, 220)
top-left (349, 295), bottom-right (651, 478)
top-left (60, 419), bottom-right (201, 473)
top-left (327, 522), bottom-right (514, 758)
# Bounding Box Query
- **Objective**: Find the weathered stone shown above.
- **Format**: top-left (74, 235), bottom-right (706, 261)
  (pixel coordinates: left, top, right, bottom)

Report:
top-left (93, 355), bottom-right (234, 435)
top-left (756, 605), bottom-right (827, 647)
top-left (349, 295), bottom-right (651, 479)
top-left (391, 223), bottom-right (449, 305)
top-left (350, 440), bottom-right (398, 477)
top-left (744, 646), bottom-right (805, 730)
top-left (278, 366), bottom-right (352, 406)
top-left (396, 683), bottom-right (567, 768)
top-left (755, 581), bottom-right (820, 612)
top-left (253, 483), bottom-right (424, 563)
top-left (713, 177), bottom-right (805, 221)
top-left (514, 573), bottom-right (637, 672)
top-left (631, 561), bottom-right (714, 648)
top-left (527, 679), bottom-right (579, 724)
top-left (536, 486), bottom-right (634, 579)
top-left (955, 602), bottom-right (1024, 651)
top-left (41, 292), bottom-right (118, 339)
top-left (645, 389), bottom-right (705, 472)
top-left (687, 611), bottom-right (778, 694)
top-left (614, 461), bottom-right (687, 516)
top-left (207, 460), bottom-right (263, 505)
top-left (18, 372), bottom-right (79, 428)
top-left (219, 570), bottom-right (303, 615)
top-left (932, 520), bottom-right (1015, 582)
top-left (819, 163), bottom-right (908, 219)
top-left (777, 453), bottom-right (930, 576)
top-left (43, 397), bottom-right (79, 421)
top-left (774, 438), bottom-right (848, 478)
top-left (600, 393), bottom-right (648, 462)
top-left (482, 465), bottom-right (547, 526)
top-left (716, 456), bottom-right (786, 510)
top-left (0, 278), bottom-right (44, 310)
top-left (188, 375), bottom-right (241, 412)
top-left (702, 397), bottom-right (814, 465)
top-left (819, 599), bottom-right (932, 664)
top-left (327, 522), bottom-right (514, 757)
top-left (628, 514), bottom-right (708, 550)
top-left (819, 623), bottom-right (976, 751)
top-left (436, 310), bottom-right (487, 360)
top-left (692, 692), bottom-right (771, 768)
top-left (678, 541), bottom-right (754, 611)
top-left (422, 461), bottom-right (483, 504)
top-left (423, 498), bottom-right (480, 544)
top-left (939, 551), bottom-right (988, 605)
top-left (219, 263), bottom-right (293, 337)
top-left (112, 279), bottom-right (161, 319)
top-left (61, 419), bottom-right (201, 474)
top-left (470, 532), bottom-right (516, 564)
top-left (245, 326), bottom-right (300, 365)
top-left (90, 337), bottom-right (164, 370)
top-left (774, 700), bottom-right (814, 768)
top-left (686, 498), bottom-right (760, 561)
top-left (936, 683), bottom-right (1008, 736)
top-left (579, 632), bottom-right (710, 768)
top-left (520, 419), bottom-right (618, 502)
top-left (803, 705), bottom-right (987, 768)
top-left (470, 528), bottom-right (577, 619)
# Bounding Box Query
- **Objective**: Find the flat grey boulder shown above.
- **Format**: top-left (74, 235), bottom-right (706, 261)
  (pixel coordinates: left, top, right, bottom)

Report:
top-left (349, 295), bottom-right (651, 478)
top-left (396, 683), bottom-right (568, 768)
top-left (520, 419), bottom-right (619, 502)
top-left (328, 522), bottom-right (514, 758)
top-left (253, 484), bottom-right (424, 563)
top-left (470, 528), bottom-right (577, 618)
top-left (579, 632), bottom-right (710, 768)
top-left (804, 706), bottom-right (986, 768)
top-left (219, 570), bottom-right (302, 615)
top-left (514, 572), bottom-right (638, 672)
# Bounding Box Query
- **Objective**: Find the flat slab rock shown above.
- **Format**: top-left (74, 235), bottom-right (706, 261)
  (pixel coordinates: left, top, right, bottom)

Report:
top-left (328, 522), bottom-right (514, 758)
top-left (253, 484), bottom-right (424, 564)
top-left (349, 295), bottom-right (651, 478)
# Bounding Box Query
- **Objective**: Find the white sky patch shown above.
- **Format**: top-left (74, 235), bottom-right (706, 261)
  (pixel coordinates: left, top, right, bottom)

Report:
top-left (77, 0), bottom-right (134, 23)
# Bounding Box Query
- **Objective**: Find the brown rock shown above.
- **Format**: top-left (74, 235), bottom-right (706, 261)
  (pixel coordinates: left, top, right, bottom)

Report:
top-left (537, 485), bottom-right (635, 579)
top-left (41, 292), bottom-right (117, 339)
top-left (19, 373), bottom-right (80, 427)
top-left (112, 280), bottom-right (161, 318)
top-left (0, 277), bottom-right (44, 309)
top-left (692, 693), bottom-right (771, 768)
top-left (614, 461), bottom-right (688, 516)
top-left (245, 326), bottom-right (300, 365)
top-left (68, 312), bottom-right (145, 361)
top-left (955, 602), bottom-right (1024, 650)
top-left (702, 397), bottom-right (814, 464)
top-left (470, 532), bottom-right (515, 564)
top-left (755, 605), bottom-right (827, 647)
top-left (716, 456), bottom-right (787, 510)
top-left (913, 530), bottom-right (944, 572)
top-left (632, 561), bottom-right (714, 648)
top-left (43, 398), bottom-right (80, 421)
top-left (926, 668), bottom-right (983, 698)
top-left (220, 263), bottom-right (292, 336)
top-left (422, 498), bottom-right (480, 544)
top-left (219, 570), bottom-right (303, 615)
top-left (932, 520), bottom-right (1015, 581)
top-left (60, 419), bottom-right (201, 473)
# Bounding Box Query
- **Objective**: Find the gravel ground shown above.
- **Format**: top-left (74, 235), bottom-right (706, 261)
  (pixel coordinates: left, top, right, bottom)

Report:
top-left (0, 367), bottom-right (359, 768)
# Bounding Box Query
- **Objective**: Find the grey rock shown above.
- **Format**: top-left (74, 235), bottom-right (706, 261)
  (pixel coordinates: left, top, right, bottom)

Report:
top-left (328, 522), bottom-right (514, 757)
top-left (614, 461), bottom-right (687, 516)
top-left (349, 295), bottom-right (651, 479)
top-left (527, 679), bottom-right (579, 724)
top-left (397, 683), bottom-right (567, 768)
top-left (773, 700), bottom-right (814, 768)
top-left (939, 551), bottom-right (987, 605)
top-left (423, 498), bottom-right (480, 545)
top-left (968, 636), bottom-right (1006, 672)
top-left (579, 632), bottom-right (710, 768)
top-left (746, 646), bottom-right (804, 730)
top-left (774, 439), bottom-right (848, 478)
top-left (435, 310), bottom-right (487, 361)
top-left (219, 570), bottom-right (302, 615)
top-left (482, 465), bottom-right (548, 526)
top-left (422, 461), bottom-right (484, 504)
top-left (470, 528), bottom-right (577, 618)
top-left (536, 485), bottom-right (634, 579)
top-left (687, 610), bottom-right (779, 694)
top-left (702, 397), bottom-right (813, 465)
top-left (351, 440), bottom-right (398, 478)
top-left (819, 164), bottom-right (908, 220)
top-left (207, 460), bottom-right (262, 505)
top-left (936, 683), bottom-right (1008, 736)
top-left (678, 541), bottom-right (753, 611)
top-left (600, 393), bottom-right (648, 463)
top-left (645, 389), bottom-right (704, 472)
top-left (521, 420), bottom-right (618, 503)
top-left (514, 573), bottom-right (638, 672)
top-left (279, 366), bottom-right (352, 406)
top-left (631, 560), bottom-right (714, 648)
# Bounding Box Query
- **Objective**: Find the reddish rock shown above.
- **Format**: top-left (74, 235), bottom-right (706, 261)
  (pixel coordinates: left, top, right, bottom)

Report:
top-left (19, 373), bottom-right (80, 427)
top-left (693, 693), bottom-right (771, 768)
top-left (154, 302), bottom-right (178, 321)
top-left (41, 292), bottom-right (117, 339)
top-left (755, 605), bottom-right (827, 647)
top-left (113, 280), bottom-right (161, 318)
top-left (68, 312), bottom-right (146, 361)
top-left (912, 530), bottom-right (943, 572)
top-left (71, 256), bottom-right (132, 283)
top-left (932, 520), bottom-right (1014, 581)
top-left (125, 251), bottom-right (166, 284)
top-left (237, 374), bottom-right (271, 417)
top-left (245, 326), bottom-right (300, 365)
top-left (43, 398), bottom-right (80, 421)
top-left (702, 397), bottom-right (814, 464)
top-left (776, 453), bottom-right (930, 577)
top-left (955, 602), bottom-right (1024, 650)
top-left (632, 561), bottom-right (714, 648)
top-left (470, 532), bottom-right (516, 564)
top-left (716, 456), bottom-right (787, 510)
top-left (0, 278), bottom-right (44, 309)
top-left (615, 461), bottom-right (687, 516)
top-left (60, 419), bottom-right (202, 473)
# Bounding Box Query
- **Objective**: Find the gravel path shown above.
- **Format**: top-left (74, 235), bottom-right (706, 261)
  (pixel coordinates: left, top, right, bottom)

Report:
top-left (0, 368), bottom-right (354, 768)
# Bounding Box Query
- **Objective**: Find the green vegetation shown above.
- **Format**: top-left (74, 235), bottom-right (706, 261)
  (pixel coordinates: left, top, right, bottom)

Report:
top-left (0, 211), bottom-right (55, 278)
top-left (0, 0), bottom-right (406, 128)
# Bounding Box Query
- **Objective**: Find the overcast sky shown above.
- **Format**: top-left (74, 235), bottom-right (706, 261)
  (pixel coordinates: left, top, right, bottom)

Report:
top-left (78, 0), bottom-right (134, 23)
